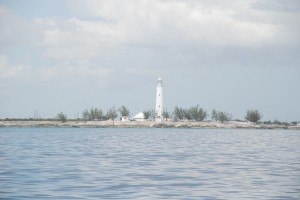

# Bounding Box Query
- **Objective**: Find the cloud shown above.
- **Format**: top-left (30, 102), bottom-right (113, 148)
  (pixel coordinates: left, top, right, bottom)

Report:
top-left (0, 6), bottom-right (20, 44)
top-left (2, 0), bottom-right (293, 72)
top-left (0, 0), bottom-right (299, 120)
top-left (66, 0), bottom-right (297, 46)
top-left (36, 17), bottom-right (120, 62)
top-left (2, 1), bottom-right (299, 65)
top-left (0, 55), bottom-right (28, 80)
top-left (252, 0), bottom-right (300, 12)
top-left (0, 5), bottom-right (40, 46)
top-left (1, 1), bottom-right (299, 78)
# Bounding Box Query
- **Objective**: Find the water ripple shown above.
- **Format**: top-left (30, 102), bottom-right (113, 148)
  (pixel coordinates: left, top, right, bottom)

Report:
top-left (0, 128), bottom-right (299, 199)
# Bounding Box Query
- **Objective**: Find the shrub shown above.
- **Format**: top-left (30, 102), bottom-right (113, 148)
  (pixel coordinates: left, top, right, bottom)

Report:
top-left (162, 109), bottom-right (171, 119)
top-left (189, 105), bottom-right (207, 121)
top-left (143, 111), bottom-right (151, 120)
top-left (143, 109), bottom-right (156, 120)
top-left (218, 111), bottom-right (232, 123)
top-left (82, 108), bottom-right (103, 120)
top-left (245, 109), bottom-right (262, 123)
top-left (273, 120), bottom-right (282, 125)
top-left (211, 109), bottom-right (232, 123)
top-left (291, 121), bottom-right (298, 126)
top-left (183, 108), bottom-right (193, 120)
top-left (173, 105), bottom-right (207, 121)
top-left (118, 105), bottom-right (130, 117)
top-left (173, 106), bottom-right (185, 121)
top-left (106, 106), bottom-right (118, 120)
top-left (57, 112), bottom-right (67, 123)
top-left (211, 109), bottom-right (218, 121)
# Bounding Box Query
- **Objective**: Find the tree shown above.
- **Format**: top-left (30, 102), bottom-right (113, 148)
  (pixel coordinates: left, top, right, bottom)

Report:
top-left (149, 109), bottom-right (156, 120)
top-left (106, 106), bottom-right (118, 120)
top-left (245, 109), bottom-right (262, 123)
top-left (143, 111), bottom-right (151, 120)
top-left (182, 108), bottom-right (192, 121)
top-left (218, 111), bottom-right (232, 123)
top-left (211, 109), bottom-right (218, 121)
top-left (174, 105), bottom-right (207, 121)
top-left (82, 108), bottom-right (103, 120)
top-left (211, 109), bottom-right (232, 122)
top-left (189, 105), bottom-right (207, 121)
top-left (90, 108), bottom-right (103, 120)
top-left (118, 105), bottom-right (130, 117)
top-left (82, 109), bottom-right (89, 120)
top-left (57, 112), bottom-right (67, 123)
top-left (162, 109), bottom-right (171, 120)
top-left (173, 106), bottom-right (184, 121)
top-left (143, 109), bottom-right (156, 121)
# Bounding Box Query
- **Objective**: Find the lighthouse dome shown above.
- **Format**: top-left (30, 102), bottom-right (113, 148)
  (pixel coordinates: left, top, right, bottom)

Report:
top-left (157, 77), bottom-right (163, 86)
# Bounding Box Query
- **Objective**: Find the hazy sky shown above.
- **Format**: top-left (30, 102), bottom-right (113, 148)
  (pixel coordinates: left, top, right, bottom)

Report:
top-left (0, 0), bottom-right (299, 121)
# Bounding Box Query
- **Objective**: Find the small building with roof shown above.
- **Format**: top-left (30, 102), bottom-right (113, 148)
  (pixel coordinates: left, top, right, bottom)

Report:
top-left (132, 112), bottom-right (145, 121)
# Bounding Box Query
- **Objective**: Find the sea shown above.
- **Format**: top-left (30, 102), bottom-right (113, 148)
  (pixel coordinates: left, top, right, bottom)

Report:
top-left (0, 128), bottom-right (299, 199)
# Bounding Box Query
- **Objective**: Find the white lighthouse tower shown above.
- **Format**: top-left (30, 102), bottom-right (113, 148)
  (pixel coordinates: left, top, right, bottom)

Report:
top-left (155, 77), bottom-right (163, 122)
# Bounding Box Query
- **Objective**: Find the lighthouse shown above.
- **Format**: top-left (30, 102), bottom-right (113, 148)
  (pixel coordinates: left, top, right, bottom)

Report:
top-left (155, 77), bottom-right (163, 122)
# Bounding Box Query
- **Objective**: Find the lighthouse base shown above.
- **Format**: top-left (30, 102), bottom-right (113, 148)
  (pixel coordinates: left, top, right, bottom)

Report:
top-left (155, 116), bottom-right (163, 122)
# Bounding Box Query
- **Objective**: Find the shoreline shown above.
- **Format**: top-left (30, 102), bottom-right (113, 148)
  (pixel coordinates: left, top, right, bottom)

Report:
top-left (0, 120), bottom-right (299, 130)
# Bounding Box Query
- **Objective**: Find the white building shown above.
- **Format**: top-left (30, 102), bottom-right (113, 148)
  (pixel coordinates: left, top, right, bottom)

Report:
top-left (155, 77), bottom-right (163, 122)
top-left (132, 112), bottom-right (145, 121)
top-left (121, 116), bottom-right (129, 122)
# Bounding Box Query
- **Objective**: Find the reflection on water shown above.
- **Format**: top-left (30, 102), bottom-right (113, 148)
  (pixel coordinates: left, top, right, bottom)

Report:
top-left (0, 128), bottom-right (299, 199)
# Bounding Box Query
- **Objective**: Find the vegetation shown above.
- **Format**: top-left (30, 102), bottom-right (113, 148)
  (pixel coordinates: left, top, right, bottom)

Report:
top-left (82, 108), bottom-right (103, 121)
top-left (118, 105), bottom-right (130, 117)
top-left (211, 109), bottom-right (232, 122)
top-left (189, 105), bottom-right (207, 121)
top-left (106, 106), bottom-right (118, 120)
top-left (211, 109), bottom-right (218, 121)
top-left (183, 108), bottom-right (192, 120)
top-left (143, 110), bottom-right (151, 120)
top-left (245, 109), bottom-right (262, 123)
top-left (150, 109), bottom-right (156, 120)
top-left (3, 105), bottom-right (298, 126)
top-left (57, 112), bottom-right (67, 123)
top-left (162, 109), bottom-right (171, 119)
top-left (291, 121), bottom-right (298, 126)
top-left (173, 106), bottom-right (185, 121)
top-left (173, 105), bottom-right (207, 121)
top-left (143, 109), bottom-right (156, 120)
top-left (272, 120), bottom-right (290, 126)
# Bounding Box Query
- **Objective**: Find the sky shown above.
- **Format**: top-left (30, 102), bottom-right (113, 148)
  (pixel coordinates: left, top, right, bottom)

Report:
top-left (0, 0), bottom-right (299, 121)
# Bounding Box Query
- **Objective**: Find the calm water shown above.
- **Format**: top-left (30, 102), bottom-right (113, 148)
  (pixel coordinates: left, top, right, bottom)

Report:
top-left (0, 128), bottom-right (299, 199)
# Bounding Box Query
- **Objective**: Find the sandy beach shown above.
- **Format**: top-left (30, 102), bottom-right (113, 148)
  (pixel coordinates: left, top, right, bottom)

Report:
top-left (0, 120), bottom-right (299, 130)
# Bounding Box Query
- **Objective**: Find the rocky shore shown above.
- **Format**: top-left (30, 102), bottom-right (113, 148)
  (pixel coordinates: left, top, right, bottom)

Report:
top-left (0, 120), bottom-right (299, 130)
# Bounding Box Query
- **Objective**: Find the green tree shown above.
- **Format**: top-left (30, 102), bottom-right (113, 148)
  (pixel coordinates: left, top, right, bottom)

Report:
top-left (291, 121), bottom-right (298, 126)
top-left (82, 109), bottom-right (89, 120)
top-left (150, 109), bottom-right (156, 120)
top-left (245, 109), bottom-right (262, 123)
top-left (57, 112), bottom-right (67, 123)
top-left (211, 109), bottom-right (218, 121)
top-left (118, 105), bottom-right (130, 117)
top-left (183, 108), bottom-right (192, 121)
top-left (143, 109), bottom-right (156, 121)
top-left (189, 105), bottom-right (207, 121)
top-left (106, 106), bottom-right (118, 120)
top-left (218, 111), bottom-right (232, 123)
top-left (212, 109), bottom-right (232, 122)
top-left (82, 108), bottom-right (103, 120)
top-left (143, 111), bottom-right (151, 120)
top-left (90, 108), bottom-right (103, 120)
top-left (173, 106), bottom-right (207, 121)
top-left (162, 109), bottom-right (171, 120)
top-left (173, 106), bottom-right (184, 121)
